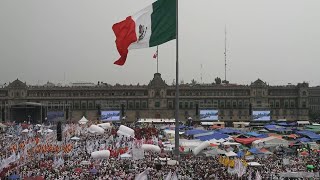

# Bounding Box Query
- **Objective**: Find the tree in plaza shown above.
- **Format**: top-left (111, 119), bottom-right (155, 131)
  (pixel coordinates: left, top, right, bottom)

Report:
top-left (215, 77), bottom-right (222, 85)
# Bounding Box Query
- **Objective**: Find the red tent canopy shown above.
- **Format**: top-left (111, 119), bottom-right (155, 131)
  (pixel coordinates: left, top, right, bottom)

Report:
top-left (21, 123), bottom-right (31, 129)
top-left (233, 137), bottom-right (260, 145)
top-left (24, 176), bottom-right (45, 180)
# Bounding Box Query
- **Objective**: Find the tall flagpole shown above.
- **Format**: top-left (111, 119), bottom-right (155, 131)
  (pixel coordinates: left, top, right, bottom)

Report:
top-left (174, 0), bottom-right (180, 159)
top-left (156, 46), bottom-right (159, 73)
top-left (224, 25), bottom-right (227, 82)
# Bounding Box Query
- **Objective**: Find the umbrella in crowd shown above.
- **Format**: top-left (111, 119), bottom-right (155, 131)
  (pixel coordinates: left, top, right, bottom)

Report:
top-left (89, 168), bottom-right (98, 174)
top-left (74, 168), bottom-right (82, 173)
top-left (8, 174), bottom-right (20, 180)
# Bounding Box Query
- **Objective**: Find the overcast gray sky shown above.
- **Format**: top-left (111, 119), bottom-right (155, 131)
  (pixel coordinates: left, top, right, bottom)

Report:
top-left (0, 0), bottom-right (319, 86)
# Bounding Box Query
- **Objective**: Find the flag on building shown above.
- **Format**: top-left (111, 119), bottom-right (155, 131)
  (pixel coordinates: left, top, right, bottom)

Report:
top-left (164, 171), bottom-right (172, 180)
top-left (112, 0), bottom-right (176, 66)
top-left (153, 50), bottom-right (158, 59)
top-left (255, 170), bottom-right (262, 180)
top-left (135, 169), bottom-right (148, 180)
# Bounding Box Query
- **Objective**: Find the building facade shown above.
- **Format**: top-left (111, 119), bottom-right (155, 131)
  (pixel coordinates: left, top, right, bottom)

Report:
top-left (0, 73), bottom-right (311, 124)
top-left (309, 86), bottom-right (320, 120)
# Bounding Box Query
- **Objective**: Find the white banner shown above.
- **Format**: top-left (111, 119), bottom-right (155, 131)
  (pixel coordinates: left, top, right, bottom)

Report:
top-left (132, 146), bottom-right (144, 160)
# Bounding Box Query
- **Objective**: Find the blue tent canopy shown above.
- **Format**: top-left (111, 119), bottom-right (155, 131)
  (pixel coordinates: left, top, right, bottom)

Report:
top-left (196, 133), bottom-right (229, 141)
top-left (296, 130), bottom-right (320, 140)
top-left (264, 125), bottom-right (292, 132)
top-left (184, 129), bottom-right (208, 136)
top-left (218, 128), bottom-right (242, 134)
top-left (237, 151), bottom-right (245, 157)
top-left (297, 137), bottom-right (311, 143)
top-left (248, 148), bottom-right (263, 154)
top-left (246, 132), bottom-right (262, 137)
top-left (278, 122), bottom-right (297, 127)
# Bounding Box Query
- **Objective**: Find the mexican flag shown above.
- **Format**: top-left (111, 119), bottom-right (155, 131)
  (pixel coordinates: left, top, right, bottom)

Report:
top-left (112, 0), bottom-right (176, 66)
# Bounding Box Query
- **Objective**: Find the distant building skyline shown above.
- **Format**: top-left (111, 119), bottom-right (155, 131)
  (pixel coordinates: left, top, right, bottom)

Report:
top-left (0, 75), bottom-right (317, 87)
top-left (1, 0), bottom-right (320, 86)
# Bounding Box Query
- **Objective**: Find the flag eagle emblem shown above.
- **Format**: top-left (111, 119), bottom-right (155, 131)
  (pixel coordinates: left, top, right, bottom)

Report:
top-left (138, 24), bottom-right (147, 41)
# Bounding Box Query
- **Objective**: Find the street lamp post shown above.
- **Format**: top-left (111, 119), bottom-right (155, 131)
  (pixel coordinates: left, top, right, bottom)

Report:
top-left (188, 116), bottom-right (192, 127)
top-left (122, 116), bottom-right (126, 124)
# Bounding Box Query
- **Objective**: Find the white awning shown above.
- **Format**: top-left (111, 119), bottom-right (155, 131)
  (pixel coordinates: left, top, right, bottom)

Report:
top-left (138, 118), bottom-right (175, 123)
top-left (225, 151), bottom-right (237, 157)
top-left (297, 121), bottom-right (310, 125)
top-left (201, 122), bottom-right (214, 125)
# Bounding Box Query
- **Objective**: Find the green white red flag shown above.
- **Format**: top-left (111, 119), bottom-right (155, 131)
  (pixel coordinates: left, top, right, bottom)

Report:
top-left (112, 0), bottom-right (176, 66)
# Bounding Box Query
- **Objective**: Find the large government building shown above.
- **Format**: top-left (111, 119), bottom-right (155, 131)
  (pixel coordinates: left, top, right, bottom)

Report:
top-left (1, 73), bottom-right (320, 124)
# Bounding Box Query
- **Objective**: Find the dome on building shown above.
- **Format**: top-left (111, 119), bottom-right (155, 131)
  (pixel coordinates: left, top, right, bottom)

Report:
top-left (148, 73), bottom-right (167, 87)
top-left (251, 79), bottom-right (267, 87)
top-left (7, 79), bottom-right (27, 89)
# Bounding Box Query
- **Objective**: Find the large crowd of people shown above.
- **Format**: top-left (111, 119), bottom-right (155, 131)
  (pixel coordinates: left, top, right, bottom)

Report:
top-left (0, 121), bottom-right (320, 180)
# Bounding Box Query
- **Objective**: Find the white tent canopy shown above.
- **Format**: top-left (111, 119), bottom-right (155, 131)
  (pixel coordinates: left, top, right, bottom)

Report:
top-left (71, 136), bottom-right (81, 140)
top-left (248, 162), bottom-right (263, 166)
top-left (225, 151), bottom-right (237, 157)
top-left (252, 136), bottom-right (289, 148)
top-left (79, 116), bottom-right (89, 124)
top-left (120, 153), bottom-right (132, 159)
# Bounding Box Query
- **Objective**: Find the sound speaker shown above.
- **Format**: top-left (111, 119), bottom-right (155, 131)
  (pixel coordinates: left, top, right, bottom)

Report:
top-left (66, 108), bottom-right (69, 120)
top-left (155, 163), bottom-right (162, 170)
top-left (249, 103), bottom-right (252, 116)
top-left (121, 104), bottom-right (125, 117)
top-left (42, 107), bottom-right (46, 122)
top-left (97, 104), bottom-right (101, 116)
top-left (1, 108), bottom-right (4, 122)
top-left (195, 104), bottom-right (199, 116)
top-left (57, 121), bottom-right (62, 141)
